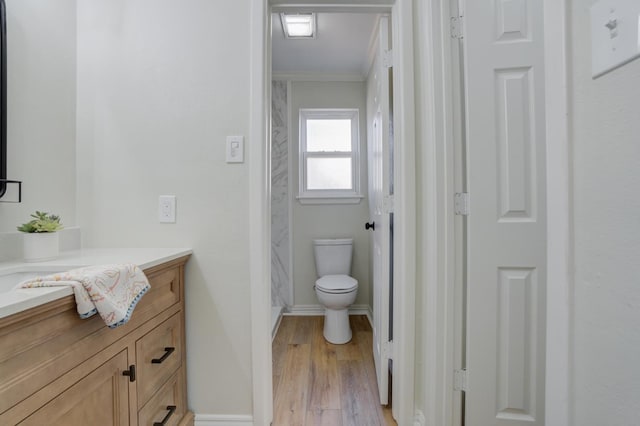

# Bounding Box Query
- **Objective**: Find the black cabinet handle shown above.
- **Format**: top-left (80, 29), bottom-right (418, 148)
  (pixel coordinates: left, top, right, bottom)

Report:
top-left (153, 405), bottom-right (176, 426)
top-left (152, 347), bottom-right (175, 364)
top-left (122, 365), bottom-right (136, 382)
top-left (365, 222), bottom-right (375, 231)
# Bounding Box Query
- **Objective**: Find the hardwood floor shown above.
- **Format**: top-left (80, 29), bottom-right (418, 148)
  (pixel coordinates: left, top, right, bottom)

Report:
top-left (273, 315), bottom-right (397, 426)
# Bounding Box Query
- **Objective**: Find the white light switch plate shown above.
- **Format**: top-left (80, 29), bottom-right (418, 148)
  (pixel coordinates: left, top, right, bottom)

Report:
top-left (591, 0), bottom-right (640, 78)
top-left (226, 136), bottom-right (244, 163)
top-left (159, 195), bottom-right (176, 223)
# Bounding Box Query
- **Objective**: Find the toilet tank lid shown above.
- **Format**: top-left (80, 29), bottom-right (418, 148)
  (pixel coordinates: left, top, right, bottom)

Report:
top-left (316, 275), bottom-right (358, 292)
top-left (313, 238), bottom-right (353, 246)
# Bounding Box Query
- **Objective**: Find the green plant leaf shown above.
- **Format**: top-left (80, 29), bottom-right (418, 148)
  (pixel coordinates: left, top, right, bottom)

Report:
top-left (17, 211), bottom-right (63, 233)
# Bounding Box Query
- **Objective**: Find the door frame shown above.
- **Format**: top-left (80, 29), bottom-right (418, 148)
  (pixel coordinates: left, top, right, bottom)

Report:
top-left (542, 0), bottom-right (571, 424)
top-left (249, 1), bottom-right (417, 425)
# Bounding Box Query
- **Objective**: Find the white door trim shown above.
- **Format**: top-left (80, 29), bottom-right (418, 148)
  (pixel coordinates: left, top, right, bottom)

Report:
top-left (543, 0), bottom-right (571, 425)
top-left (249, 1), bottom-right (272, 425)
top-left (413, 0), bottom-right (459, 424)
top-left (389, 1), bottom-right (417, 423)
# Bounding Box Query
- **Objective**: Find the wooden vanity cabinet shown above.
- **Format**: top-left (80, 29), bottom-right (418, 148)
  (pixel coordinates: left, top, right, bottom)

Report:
top-left (0, 255), bottom-right (193, 426)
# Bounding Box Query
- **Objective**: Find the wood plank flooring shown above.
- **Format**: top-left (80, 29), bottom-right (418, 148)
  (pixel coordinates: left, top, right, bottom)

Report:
top-left (273, 315), bottom-right (397, 426)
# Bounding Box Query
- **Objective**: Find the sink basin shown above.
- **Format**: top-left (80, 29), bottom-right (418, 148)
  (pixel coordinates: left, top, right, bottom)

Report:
top-left (0, 268), bottom-right (74, 319)
top-left (0, 270), bottom-right (65, 292)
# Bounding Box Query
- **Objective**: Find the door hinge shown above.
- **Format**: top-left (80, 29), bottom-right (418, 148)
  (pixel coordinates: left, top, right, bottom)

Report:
top-left (450, 15), bottom-right (464, 39)
top-left (383, 340), bottom-right (394, 360)
top-left (383, 195), bottom-right (394, 213)
top-left (382, 49), bottom-right (393, 68)
top-left (454, 192), bottom-right (470, 215)
top-left (453, 369), bottom-right (468, 392)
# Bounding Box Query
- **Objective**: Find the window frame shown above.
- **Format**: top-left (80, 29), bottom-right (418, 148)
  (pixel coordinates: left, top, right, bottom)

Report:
top-left (297, 108), bottom-right (363, 204)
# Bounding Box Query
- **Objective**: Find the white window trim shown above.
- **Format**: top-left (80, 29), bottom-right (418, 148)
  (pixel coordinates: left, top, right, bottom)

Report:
top-left (298, 108), bottom-right (362, 204)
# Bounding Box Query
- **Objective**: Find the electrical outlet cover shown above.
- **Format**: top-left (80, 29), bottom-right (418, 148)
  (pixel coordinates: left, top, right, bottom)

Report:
top-left (159, 195), bottom-right (176, 223)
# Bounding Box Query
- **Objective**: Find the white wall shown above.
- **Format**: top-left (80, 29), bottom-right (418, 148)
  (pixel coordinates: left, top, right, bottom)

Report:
top-left (76, 0), bottom-right (253, 415)
top-left (290, 80), bottom-right (371, 307)
top-left (0, 0), bottom-right (76, 241)
top-left (569, 1), bottom-right (640, 424)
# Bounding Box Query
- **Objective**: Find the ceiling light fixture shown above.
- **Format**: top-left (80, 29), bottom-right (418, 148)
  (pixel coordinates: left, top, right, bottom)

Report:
top-left (280, 13), bottom-right (316, 39)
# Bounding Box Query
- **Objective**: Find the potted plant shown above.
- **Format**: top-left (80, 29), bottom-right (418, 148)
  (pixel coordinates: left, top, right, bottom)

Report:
top-left (17, 211), bottom-right (64, 261)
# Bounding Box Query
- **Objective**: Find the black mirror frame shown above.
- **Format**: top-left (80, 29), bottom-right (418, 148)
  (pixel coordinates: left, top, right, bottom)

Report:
top-left (0, 0), bottom-right (6, 198)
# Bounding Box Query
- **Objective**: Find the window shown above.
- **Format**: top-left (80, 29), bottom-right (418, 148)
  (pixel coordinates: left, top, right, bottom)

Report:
top-left (298, 109), bottom-right (362, 203)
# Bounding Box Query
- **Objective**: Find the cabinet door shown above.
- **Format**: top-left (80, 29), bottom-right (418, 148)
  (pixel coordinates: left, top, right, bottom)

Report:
top-left (20, 350), bottom-right (130, 426)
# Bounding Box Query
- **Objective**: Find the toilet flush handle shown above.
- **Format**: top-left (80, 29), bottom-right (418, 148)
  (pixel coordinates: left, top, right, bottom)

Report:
top-left (365, 222), bottom-right (375, 231)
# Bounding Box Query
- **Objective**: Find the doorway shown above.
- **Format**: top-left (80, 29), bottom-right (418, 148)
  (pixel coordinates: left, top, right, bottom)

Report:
top-left (250, 0), bottom-right (419, 424)
top-left (269, 8), bottom-right (395, 423)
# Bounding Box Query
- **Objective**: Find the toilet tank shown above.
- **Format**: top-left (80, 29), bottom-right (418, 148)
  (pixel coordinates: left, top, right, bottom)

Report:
top-left (313, 238), bottom-right (353, 277)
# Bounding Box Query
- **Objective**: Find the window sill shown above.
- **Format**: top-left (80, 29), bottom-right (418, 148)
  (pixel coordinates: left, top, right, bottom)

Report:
top-left (296, 194), bottom-right (364, 205)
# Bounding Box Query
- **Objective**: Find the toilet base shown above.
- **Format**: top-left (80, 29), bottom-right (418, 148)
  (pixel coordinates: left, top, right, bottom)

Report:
top-left (323, 307), bottom-right (352, 344)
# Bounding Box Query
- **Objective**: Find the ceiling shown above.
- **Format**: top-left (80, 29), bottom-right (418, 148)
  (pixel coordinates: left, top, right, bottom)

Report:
top-left (271, 13), bottom-right (379, 78)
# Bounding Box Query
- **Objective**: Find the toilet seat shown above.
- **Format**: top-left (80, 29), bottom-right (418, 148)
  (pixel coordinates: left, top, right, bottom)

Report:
top-left (315, 274), bottom-right (358, 294)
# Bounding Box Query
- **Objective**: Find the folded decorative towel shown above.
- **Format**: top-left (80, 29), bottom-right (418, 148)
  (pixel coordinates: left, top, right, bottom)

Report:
top-left (17, 264), bottom-right (150, 328)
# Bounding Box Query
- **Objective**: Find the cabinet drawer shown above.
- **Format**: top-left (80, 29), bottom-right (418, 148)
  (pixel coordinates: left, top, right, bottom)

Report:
top-left (136, 313), bottom-right (182, 406)
top-left (136, 267), bottom-right (181, 320)
top-left (138, 369), bottom-right (185, 426)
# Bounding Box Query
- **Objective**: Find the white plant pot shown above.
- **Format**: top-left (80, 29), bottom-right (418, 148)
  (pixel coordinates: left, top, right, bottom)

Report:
top-left (23, 232), bottom-right (59, 262)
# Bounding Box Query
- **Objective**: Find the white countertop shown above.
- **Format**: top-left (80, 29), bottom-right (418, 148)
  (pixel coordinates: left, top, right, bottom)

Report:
top-left (0, 248), bottom-right (192, 320)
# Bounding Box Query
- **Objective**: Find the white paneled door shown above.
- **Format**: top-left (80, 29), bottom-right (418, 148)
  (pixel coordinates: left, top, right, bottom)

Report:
top-left (367, 15), bottom-right (391, 406)
top-left (462, 0), bottom-right (547, 425)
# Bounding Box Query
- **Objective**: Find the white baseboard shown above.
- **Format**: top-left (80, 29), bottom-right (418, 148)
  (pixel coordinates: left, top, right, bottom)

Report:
top-left (285, 304), bottom-right (324, 315)
top-left (194, 414), bottom-right (253, 426)
top-left (414, 409), bottom-right (426, 426)
top-left (271, 306), bottom-right (283, 341)
top-left (350, 304), bottom-right (372, 317)
top-left (365, 305), bottom-right (373, 327)
top-left (272, 315), bottom-right (283, 341)
top-left (286, 304), bottom-right (372, 316)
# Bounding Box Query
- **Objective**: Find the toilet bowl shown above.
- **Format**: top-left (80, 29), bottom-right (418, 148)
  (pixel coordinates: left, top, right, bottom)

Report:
top-left (313, 239), bottom-right (359, 344)
top-left (315, 275), bottom-right (358, 344)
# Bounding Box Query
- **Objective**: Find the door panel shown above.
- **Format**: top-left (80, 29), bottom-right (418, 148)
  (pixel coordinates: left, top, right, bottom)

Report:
top-left (462, 0), bottom-right (546, 424)
top-left (367, 15), bottom-right (392, 406)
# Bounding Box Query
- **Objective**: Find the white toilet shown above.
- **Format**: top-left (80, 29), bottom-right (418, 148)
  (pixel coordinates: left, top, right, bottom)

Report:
top-left (313, 238), bottom-right (359, 344)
